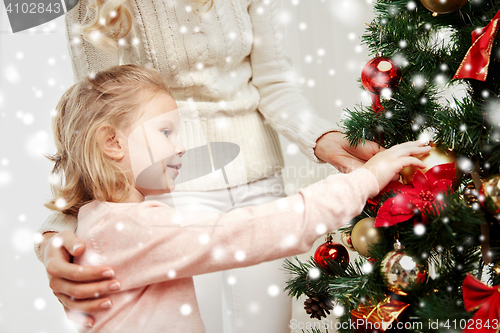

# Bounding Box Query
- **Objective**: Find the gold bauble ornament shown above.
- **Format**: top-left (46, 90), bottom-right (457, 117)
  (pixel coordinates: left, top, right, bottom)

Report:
top-left (480, 175), bottom-right (500, 215)
top-left (400, 143), bottom-right (461, 188)
top-left (380, 251), bottom-right (428, 296)
top-left (350, 217), bottom-right (384, 257)
top-left (419, 0), bottom-right (467, 15)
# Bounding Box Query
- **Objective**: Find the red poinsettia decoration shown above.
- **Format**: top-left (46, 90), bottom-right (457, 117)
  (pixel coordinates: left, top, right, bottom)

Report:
top-left (373, 163), bottom-right (456, 227)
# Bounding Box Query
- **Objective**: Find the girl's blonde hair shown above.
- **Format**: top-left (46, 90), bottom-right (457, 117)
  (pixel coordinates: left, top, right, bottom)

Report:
top-left (82, 0), bottom-right (214, 52)
top-left (46, 64), bottom-right (172, 216)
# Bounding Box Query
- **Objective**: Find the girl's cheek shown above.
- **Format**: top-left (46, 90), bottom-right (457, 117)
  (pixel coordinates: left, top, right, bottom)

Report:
top-left (128, 129), bottom-right (154, 179)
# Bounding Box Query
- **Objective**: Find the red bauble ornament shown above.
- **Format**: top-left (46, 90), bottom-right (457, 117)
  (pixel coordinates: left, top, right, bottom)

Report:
top-left (361, 57), bottom-right (402, 113)
top-left (361, 57), bottom-right (402, 94)
top-left (314, 240), bottom-right (349, 273)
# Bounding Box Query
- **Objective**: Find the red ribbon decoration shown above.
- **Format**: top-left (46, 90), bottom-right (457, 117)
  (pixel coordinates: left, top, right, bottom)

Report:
top-left (454, 9), bottom-right (500, 81)
top-left (462, 274), bottom-right (500, 333)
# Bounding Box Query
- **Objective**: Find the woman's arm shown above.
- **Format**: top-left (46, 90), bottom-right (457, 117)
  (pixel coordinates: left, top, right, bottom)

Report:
top-left (87, 168), bottom-right (379, 290)
top-left (247, 0), bottom-right (337, 162)
top-left (248, 0), bottom-right (384, 169)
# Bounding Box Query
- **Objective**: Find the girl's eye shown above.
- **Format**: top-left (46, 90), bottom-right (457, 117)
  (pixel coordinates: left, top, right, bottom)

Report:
top-left (161, 129), bottom-right (170, 137)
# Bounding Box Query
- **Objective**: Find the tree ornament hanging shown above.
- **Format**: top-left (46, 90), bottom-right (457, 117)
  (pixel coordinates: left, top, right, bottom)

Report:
top-left (361, 56), bottom-right (401, 113)
top-left (400, 142), bottom-right (461, 188)
top-left (380, 242), bottom-right (428, 296)
top-left (350, 296), bottom-right (410, 333)
top-left (303, 294), bottom-right (334, 320)
top-left (479, 174), bottom-right (500, 216)
top-left (340, 230), bottom-right (356, 251)
top-left (350, 217), bottom-right (384, 257)
top-left (314, 234), bottom-right (349, 273)
top-left (419, 0), bottom-right (467, 16)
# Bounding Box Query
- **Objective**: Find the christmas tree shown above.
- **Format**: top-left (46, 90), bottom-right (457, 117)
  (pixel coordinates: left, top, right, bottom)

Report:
top-left (284, 0), bottom-right (500, 332)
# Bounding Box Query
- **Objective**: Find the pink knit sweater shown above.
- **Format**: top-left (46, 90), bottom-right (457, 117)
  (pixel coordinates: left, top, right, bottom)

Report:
top-left (74, 169), bottom-right (379, 332)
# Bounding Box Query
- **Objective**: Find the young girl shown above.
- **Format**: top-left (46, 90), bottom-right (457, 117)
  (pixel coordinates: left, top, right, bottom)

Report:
top-left (46, 64), bottom-right (430, 332)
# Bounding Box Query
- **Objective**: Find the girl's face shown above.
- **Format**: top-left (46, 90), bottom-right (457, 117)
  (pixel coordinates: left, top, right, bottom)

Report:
top-left (124, 93), bottom-right (185, 196)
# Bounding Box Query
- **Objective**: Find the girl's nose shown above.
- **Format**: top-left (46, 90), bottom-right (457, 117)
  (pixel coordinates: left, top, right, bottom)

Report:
top-left (176, 143), bottom-right (186, 157)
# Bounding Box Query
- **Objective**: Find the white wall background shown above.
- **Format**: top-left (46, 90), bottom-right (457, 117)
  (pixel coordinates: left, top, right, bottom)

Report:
top-left (0, 0), bottom-right (373, 332)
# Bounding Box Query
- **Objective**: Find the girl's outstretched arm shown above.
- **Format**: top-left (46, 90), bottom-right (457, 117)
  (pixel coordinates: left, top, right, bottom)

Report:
top-left (78, 168), bottom-right (379, 290)
top-left (78, 141), bottom-right (429, 289)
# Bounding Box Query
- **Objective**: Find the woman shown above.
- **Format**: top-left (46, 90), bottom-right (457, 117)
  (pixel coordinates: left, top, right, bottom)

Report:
top-left (36, 0), bottom-right (383, 331)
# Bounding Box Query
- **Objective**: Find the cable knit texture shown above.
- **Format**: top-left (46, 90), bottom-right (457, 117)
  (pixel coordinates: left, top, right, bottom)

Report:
top-left (73, 168), bottom-right (379, 332)
top-left (64, 0), bottom-right (339, 193)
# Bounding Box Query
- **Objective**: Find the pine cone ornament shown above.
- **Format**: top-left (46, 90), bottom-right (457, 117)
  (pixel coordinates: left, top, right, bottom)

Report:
top-left (304, 295), bottom-right (334, 320)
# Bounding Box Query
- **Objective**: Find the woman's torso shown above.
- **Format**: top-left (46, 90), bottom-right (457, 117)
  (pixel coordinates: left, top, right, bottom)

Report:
top-left (66, 0), bottom-right (284, 191)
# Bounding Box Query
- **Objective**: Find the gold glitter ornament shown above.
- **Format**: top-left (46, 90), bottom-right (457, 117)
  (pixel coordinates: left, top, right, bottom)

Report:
top-left (480, 174), bottom-right (500, 215)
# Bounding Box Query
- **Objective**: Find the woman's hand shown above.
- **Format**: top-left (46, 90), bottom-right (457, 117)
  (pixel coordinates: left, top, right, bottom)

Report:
top-left (41, 231), bottom-right (122, 328)
top-left (314, 132), bottom-right (385, 172)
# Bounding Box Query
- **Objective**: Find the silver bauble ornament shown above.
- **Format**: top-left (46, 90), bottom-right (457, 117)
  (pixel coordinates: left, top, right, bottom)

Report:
top-left (380, 251), bottom-right (428, 296)
top-left (340, 231), bottom-right (356, 251)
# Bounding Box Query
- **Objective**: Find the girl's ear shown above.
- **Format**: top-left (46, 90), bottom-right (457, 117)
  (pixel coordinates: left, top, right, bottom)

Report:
top-left (98, 126), bottom-right (125, 160)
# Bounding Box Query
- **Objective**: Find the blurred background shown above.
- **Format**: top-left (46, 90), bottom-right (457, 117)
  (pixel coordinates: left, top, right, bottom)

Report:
top-left (0, 0), bottom-right (374, 331)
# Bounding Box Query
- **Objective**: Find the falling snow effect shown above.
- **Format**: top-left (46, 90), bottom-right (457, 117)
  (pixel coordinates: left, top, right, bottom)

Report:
top-left (414, 224), bottom-right (426, 236)
top-left (34, 298), bottom-right (46, 310)
top-left (227, 276), bottom-right (237, 285)
top-left (180, 304), bottom-right (192, 316)
top-left (281, 234), bottom-right (298, 248)
top-left (308, 268), bottom-right (321, 280)
top-left (168, 270), bottom-right (176, 278)
top-left (25, 131), bottom-right (51, 158)
top-left (248, 302), bottom-right (260, 313)
top-left (4, 65), bottom-right (21, 83)
top-left (11, 228), bottom-right (37, 253)
top-left (333, 304), bottom-right (345, 316)
top-left (3, 0), bottom-right (377, 330)
top-left (315, 223), bottom-right (327, 235)
top-left (198, 233), bottom-right (210, 244)
top-left (51, 236), bottom-right (63, 248)
top-left (361, 261), bottom-right (373, 274)
top-left (234, 250), bottom-right (246, 261)
top-left (0, 171), bottom-right (12, 186)
top-left (267, 284), bottom-right (280, 297)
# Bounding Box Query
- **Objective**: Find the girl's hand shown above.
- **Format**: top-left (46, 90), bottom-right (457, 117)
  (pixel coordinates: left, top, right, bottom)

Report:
top-left (362, 141), bottom-right (431, 189)
top-left (41, 231), bottom-right (121, 328)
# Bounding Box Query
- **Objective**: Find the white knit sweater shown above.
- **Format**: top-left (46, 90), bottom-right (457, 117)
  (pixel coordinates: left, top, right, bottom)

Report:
top-left (35, 0), bottom-right (338, 249)
top-left (65, 0), bottom-right (338, 191)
